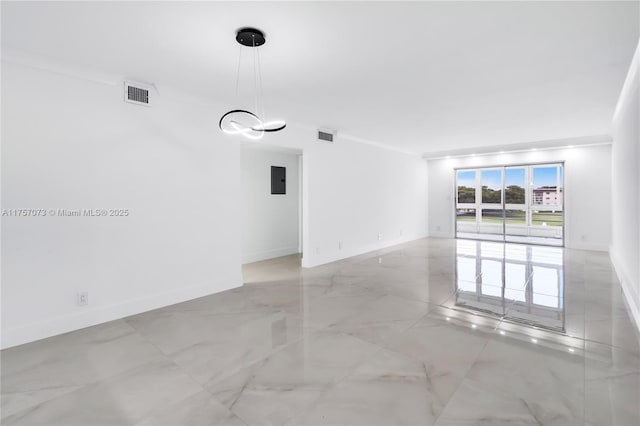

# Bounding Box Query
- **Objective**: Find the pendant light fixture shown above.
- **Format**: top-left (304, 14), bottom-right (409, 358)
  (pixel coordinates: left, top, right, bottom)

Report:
top-left (219, 27), bottom-right (286, 140)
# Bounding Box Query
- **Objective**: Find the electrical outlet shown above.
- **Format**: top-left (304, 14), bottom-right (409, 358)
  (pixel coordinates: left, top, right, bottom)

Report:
top-left (378, 257), bottom-right (382, 264)
top-left (77, 292), bottom-right (88, 306)
top-left (377, 233), bottom-right (382, 241)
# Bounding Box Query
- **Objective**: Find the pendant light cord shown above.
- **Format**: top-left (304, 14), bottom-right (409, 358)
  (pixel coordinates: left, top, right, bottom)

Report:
top-left (252, 37), bottom-right (259, 116)
top-left (257, 47), bottom-right (265, 120)
top-left (235, 44), bottom-right (242, 106)
top-left (234, 34), bottom-right (266, 119)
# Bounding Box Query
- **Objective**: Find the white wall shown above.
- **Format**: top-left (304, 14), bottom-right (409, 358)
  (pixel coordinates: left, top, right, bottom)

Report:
top-left (427, 144), bottom-right (612, 251)
top-left (241, 146), bottom-right (300, 263)
top-left (611, 41), bottom-right (640, 331)
top-left (1, 54), bottom-right (430, 347)
top-left (239, 130), bottom-right (430, 269)
top-left (1, 59), bottom-right (243, 348)
top-left (303, 135), bottom-right (429, 267)
top-left (255, 126), bottom-right (430, 268)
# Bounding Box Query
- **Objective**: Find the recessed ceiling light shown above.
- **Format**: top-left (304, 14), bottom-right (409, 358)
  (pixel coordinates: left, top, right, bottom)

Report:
top-left (568, 347), bottom-right (575, 353)
top-left (531, 338), bottom-right (538, 343)
top-left (531, 148), bottom-right (537, 151)
top-left (445, 317), bottom-right (451, 321)
top-left (568, 145), bottom-right (574, 148)
top-left (471, 324), bottom-right (477, 329)
top-left (499, 151), bottom-right (505, 154)
top-left (499, 330), bottom-right (506, 335)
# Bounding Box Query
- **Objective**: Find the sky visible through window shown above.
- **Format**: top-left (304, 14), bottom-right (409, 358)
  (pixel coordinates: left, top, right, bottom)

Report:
top-left (482, 170), bottom-right (501, 190)
top-left (533, 167), bottom-right (560, 188)
top-left (458, 166), bottom-right (562, 190)
top-left (505, 168), bottom-right (525, 187)
top-left (457, 170), bottom-right (475, 188)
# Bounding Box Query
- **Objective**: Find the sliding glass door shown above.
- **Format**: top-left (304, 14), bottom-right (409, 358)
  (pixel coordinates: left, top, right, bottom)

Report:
top-left (504, 167), bottom-right (527, 240)
top-left (529, 165), bottom-right (563, 241)
top-left (456, 170), bottom-right (478, 235)
top-left (479, 168), bottom-right (504, 239)
top-left (456, 163), bottom-right (564, 246)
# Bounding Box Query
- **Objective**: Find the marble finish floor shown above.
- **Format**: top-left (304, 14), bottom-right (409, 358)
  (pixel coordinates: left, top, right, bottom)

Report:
top-left (2, 238), bottom-right (640, 425)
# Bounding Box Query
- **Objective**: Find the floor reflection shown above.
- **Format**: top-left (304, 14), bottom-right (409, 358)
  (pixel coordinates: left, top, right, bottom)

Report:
top-left (455, 239), bottom-right (565, 332)
top-left (3, 239), bottom-right (638, 426)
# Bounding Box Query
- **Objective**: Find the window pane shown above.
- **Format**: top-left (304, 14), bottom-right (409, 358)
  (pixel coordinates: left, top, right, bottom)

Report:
top-left (505, 168), bottom-right (525, 204)
top-left (481, 209), bottom-right (503, 224)
top-left (504, 209), bottom-right (526, 225)
top-left (457, 208), bottom-right (476, 222)
top-left (457, 170), bottom-right (476, 203)
top-left (532, 166), bottom-right (559, 206)
top-left (531, 211), bottom-right (563, 227)
top-left (481, 169), bottom-right (502, 204)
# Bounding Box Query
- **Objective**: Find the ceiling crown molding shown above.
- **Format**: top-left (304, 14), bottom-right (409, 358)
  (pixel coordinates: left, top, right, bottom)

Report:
top-left (1, 47), bottom-right (121, 87)
top-left (422, 134), bottom-right (612, 160)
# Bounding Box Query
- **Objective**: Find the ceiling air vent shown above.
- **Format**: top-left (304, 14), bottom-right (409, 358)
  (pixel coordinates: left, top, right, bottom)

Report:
top-left (124, 81), bottom-right (152, 107)
top-left (317, 130), bottom-right (335, 142)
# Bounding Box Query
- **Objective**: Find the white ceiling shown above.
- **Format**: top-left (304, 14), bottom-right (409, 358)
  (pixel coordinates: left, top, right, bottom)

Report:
top-left (2, 1), bottom-right (638, 154)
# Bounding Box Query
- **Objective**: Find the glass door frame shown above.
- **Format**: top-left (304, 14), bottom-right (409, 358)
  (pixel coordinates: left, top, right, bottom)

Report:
top-left (504, 165), bottom-right (529, 240)
top-left (478, 167), bottom-right (505, 239)
top-left (455, 161), bottom-right (565, 247)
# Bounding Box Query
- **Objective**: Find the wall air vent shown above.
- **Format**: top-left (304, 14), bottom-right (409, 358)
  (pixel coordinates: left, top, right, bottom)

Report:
top-left (124, 81), bottom-right (152, 106)
top-left (317, 130), bottom-right (335, 142)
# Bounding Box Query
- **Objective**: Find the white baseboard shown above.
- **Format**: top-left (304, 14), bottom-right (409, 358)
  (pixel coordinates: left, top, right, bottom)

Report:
top-left (610, 246), bottom-right (640, 333)
top-left (242, 247), bottom-right (300, 264)
top-left (301, 234), bottom-right (429, 268)
top-left (1, 275), bottom-right (241, 349)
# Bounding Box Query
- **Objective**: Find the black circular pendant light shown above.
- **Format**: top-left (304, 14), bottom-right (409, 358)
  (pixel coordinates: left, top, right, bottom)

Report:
top-left (219, 28), bottom-right (286, 140)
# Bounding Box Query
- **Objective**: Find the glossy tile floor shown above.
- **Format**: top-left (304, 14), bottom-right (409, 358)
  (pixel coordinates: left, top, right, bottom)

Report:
top-left (2, 238), bottom-right (640, 425)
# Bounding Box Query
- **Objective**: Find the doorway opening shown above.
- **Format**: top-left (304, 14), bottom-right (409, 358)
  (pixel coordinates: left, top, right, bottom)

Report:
top-left (240, 144), bottom-right (303, 283)
top-left (455, 162), bottom-right (564, 246)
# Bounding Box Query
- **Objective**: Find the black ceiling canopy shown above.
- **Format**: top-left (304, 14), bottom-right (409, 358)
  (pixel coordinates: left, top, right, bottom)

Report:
top-left (236, 27), bottom-right (265, 47)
